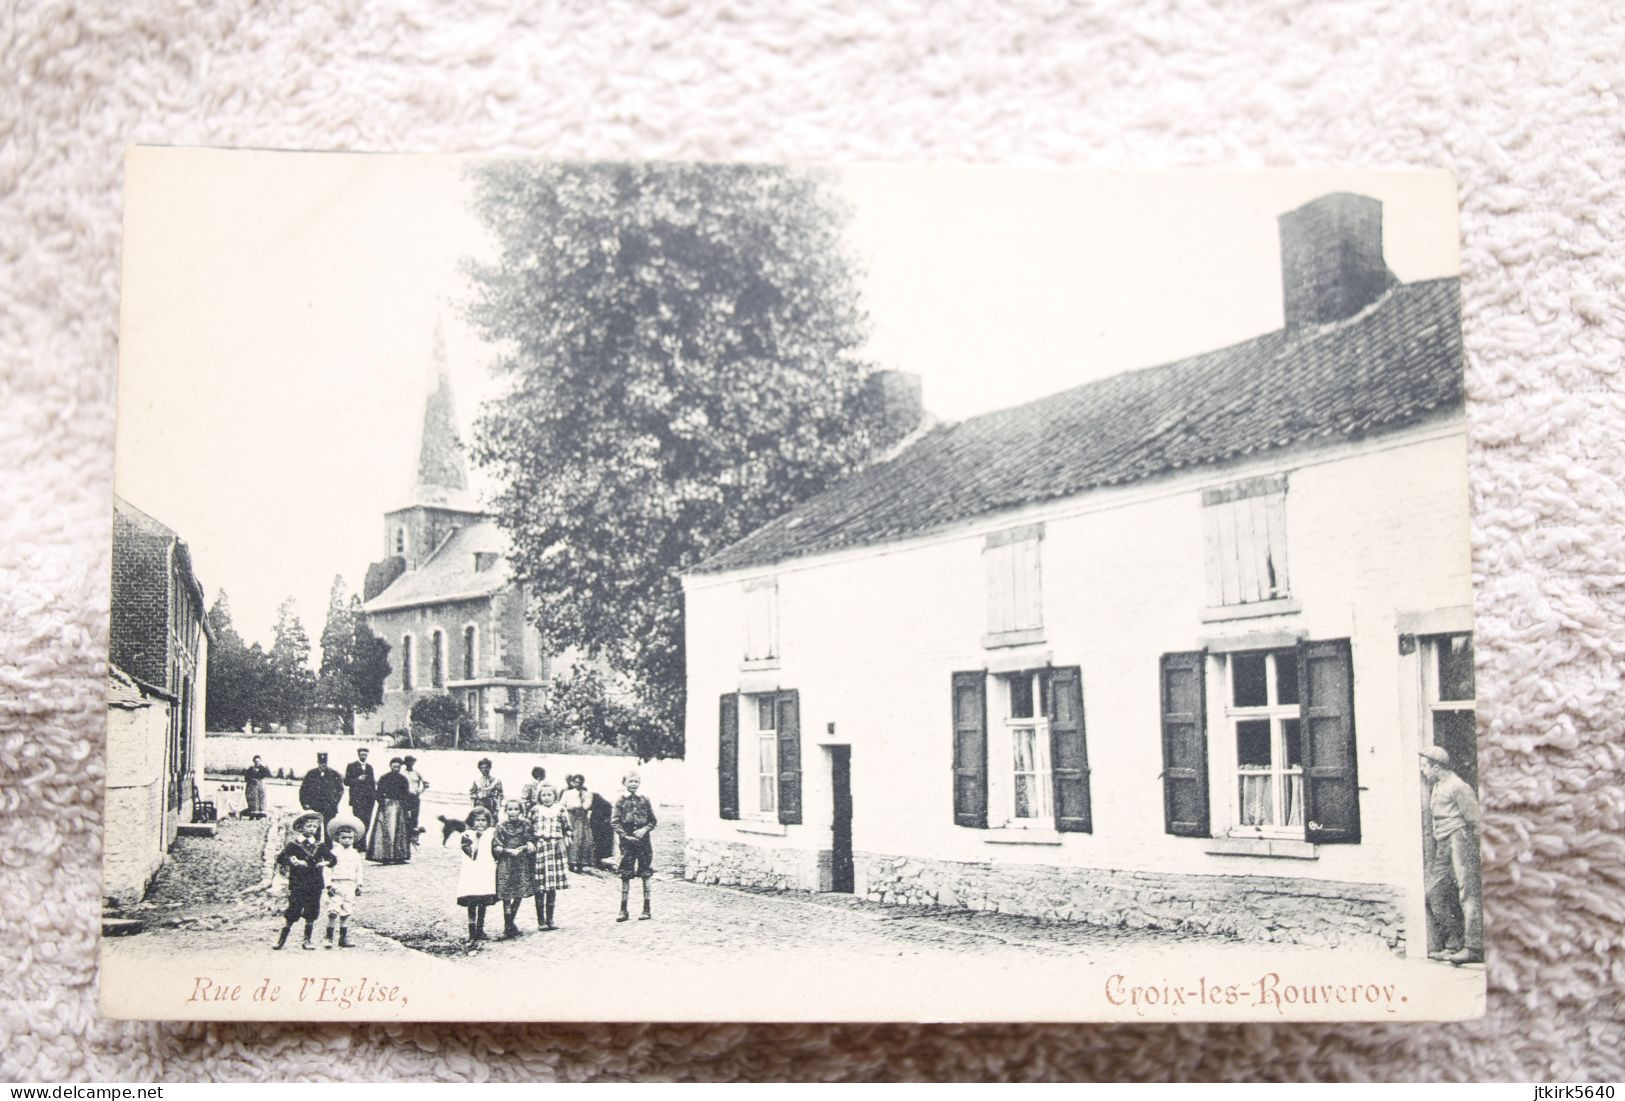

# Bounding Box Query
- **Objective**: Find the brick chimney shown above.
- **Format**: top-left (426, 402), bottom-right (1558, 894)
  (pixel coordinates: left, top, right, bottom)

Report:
top-left (1278, 193), bottom-right (1396, 328)
top-left (864, 369), bottom-right (924, 446)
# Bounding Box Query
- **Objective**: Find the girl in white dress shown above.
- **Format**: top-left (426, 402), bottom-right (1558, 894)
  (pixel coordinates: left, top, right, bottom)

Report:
top-left (456, 805), bottom-right (498, 944)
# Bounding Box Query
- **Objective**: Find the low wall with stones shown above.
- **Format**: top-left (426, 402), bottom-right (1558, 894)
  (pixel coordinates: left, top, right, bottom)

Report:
top-left (685, 837), bottom-right (831, 892)
top-left (858, 852), bottom-right (1405, 954)
top-left (685, 840), bottom-right (1404, 953)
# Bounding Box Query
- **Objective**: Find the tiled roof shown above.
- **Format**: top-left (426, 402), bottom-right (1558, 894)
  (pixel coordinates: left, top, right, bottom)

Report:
top-left (362, 521), bottom-right (512, 612)
top-left (696, 277), bottom-right (1462, 575)
top-left (113, 496), bottom-right (212, 636)
top-left (107, 666), bottom-right (152, 710)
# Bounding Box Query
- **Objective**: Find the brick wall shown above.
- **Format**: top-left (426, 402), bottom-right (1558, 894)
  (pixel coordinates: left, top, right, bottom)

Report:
top-left (110, 511), bottom-right (171, 687)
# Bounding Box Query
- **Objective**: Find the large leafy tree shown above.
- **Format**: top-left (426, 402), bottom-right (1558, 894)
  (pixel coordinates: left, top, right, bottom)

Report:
top-left (467, 163), bottom-right (892, 755)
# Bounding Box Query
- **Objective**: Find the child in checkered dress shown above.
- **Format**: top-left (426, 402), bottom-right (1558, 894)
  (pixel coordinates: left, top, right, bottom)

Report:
top-left (530, 783), bottom-right (570, 930)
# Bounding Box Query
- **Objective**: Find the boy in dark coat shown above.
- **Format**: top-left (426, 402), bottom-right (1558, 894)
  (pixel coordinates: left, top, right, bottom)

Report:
top-left (611, 771), bottom-right (657, 922)
top-left (274, 810), bottom-right (333, 950)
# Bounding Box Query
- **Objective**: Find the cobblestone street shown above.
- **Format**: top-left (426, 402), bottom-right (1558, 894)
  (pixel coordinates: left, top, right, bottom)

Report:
top-left (117, 793), bottom-right (1268, 967)
top-left (105, 793), bottom-right (1483, 1022)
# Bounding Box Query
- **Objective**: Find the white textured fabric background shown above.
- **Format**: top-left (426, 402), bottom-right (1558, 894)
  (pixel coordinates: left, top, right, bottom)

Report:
top-left (3, 0), bottom-right (1622, 1082)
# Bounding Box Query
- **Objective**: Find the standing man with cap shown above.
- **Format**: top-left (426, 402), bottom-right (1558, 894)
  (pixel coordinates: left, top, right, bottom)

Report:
top-left (402, 755), bottom-right (428, 843)
top-left (344, 747), bottom-right (378, 835)
top-left (1419, 745), bottom-right (1483, 964)
top-left (299, 752), bottom-right (345, 828)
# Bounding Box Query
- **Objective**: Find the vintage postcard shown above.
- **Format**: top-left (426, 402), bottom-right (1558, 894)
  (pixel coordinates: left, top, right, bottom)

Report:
top-left (102, 149), bottom-right (1484, 1021)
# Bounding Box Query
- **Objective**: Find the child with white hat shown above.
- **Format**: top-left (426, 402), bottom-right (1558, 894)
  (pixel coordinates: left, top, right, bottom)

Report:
top-left (323, 813), bottom-right (366, 948)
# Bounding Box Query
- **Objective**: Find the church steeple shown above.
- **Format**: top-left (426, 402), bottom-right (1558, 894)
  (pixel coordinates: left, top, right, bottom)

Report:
top-left (413, 321), bottom-right (469, 498)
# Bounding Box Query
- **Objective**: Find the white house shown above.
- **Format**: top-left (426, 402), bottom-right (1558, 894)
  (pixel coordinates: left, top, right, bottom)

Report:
top-left (680, 193), bottom-right (1474, 958)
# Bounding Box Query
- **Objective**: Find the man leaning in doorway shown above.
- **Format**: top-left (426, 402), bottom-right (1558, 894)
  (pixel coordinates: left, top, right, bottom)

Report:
top-left (1420, 745), bottom-right (1483, 964)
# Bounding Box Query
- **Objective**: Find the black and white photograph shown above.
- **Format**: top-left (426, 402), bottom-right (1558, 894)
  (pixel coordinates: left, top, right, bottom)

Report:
top-left (101, 150), bottom-right (1483, 1022)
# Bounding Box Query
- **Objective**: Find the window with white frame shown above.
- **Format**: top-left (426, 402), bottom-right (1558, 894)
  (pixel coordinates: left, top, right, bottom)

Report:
top-left (1423, 632), bottom-right (1477, 788)
top-left (1224, 648), bottom-right (1303, 832)
top-left (1203, 475), bottom-right (1290, 607)
top-left (994, 670), bottom-right (1053, 826)
top-left (742, 581), bottom-right (779, 663)
top-left (400, 634), bottom-right (415, 691)
top-left (431, 629), bottom-right (446, 688)
top-left (747, 693), bottom-right (778, 817)
top-left (463, 624), bottom-right (477, 680)
top-left (985, 525), bottom-right (1043, 639)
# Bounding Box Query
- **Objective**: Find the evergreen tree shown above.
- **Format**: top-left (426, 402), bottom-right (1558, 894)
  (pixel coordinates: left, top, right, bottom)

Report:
top-left (268, 597), bottom-right (317, 731)
top-left (243, 642), bottom-right (278, 733)
top-left (315, 576), bottom-right (358, 732)
top-left (204, 592), bottom-right (255, 732)
top-left (467, 162), bottom-right (893, 755)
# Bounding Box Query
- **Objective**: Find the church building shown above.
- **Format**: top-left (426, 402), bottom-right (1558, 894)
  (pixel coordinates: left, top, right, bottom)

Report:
top-left (361, 328), bottom-right (549, 739)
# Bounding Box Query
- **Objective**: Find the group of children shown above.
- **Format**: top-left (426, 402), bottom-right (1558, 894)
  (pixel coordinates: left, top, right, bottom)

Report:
top-left (272, 769), bottom-right (658, 951)
top-left (272, 810), bottom-right (365, 951)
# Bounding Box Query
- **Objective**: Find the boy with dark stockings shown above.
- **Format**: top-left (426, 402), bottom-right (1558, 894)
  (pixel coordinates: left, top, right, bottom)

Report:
top-left (611, 771), bottom-right (657, 922)
top-left (274, 811), bottom-right (331, 950)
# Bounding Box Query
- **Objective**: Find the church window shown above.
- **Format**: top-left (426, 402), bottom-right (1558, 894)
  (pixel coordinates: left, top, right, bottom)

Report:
top-left (401, 634), bottom-right (415, 691)
top-left (432, 630), bottom-right (446, 688)
top-left (464, 625), bottom-right (477, 679)
top-left (395, 526), bottom-right (408, 556)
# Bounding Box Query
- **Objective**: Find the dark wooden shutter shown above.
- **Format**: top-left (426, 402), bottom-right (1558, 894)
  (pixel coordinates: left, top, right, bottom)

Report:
top-left (1298, 639), bottom-right (1361, 844)
top-left (952, 671), bottom-right (988, 828)
top-left (775, 690), bottom-right (802, 825)
top-left (1046, 666), bottom-right (1091, 833)
top-left (718, 694), bottom-right (739, 821)
top-left (1160, 651), bottom-right (1209, 837)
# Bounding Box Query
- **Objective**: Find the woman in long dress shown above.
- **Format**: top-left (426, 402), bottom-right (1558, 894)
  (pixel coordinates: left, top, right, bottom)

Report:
top-left (243, 755), bottom-right (271, 818)
top-left (368, 758), bottom-right (412, 864)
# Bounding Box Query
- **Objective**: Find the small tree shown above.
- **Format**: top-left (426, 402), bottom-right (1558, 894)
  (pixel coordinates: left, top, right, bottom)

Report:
top-left (519, 665), bottom-right (675, 761)
top-left (349, 606), bottom-right (392, 717)
top-left (410, 693), bottom-right (470, 749)
top-left (314, 580), bottom-right (392, 734)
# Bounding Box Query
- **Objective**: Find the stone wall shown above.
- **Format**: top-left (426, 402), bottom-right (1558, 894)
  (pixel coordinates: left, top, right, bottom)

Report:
top-left (685, 837), bottom-right (830, 892)
top-left (859, 851), bottom-right (1405, 953)
top-left (103, 696), bottom-right (172, 906)
top-left (206, 735), bottom-right (685, 806)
